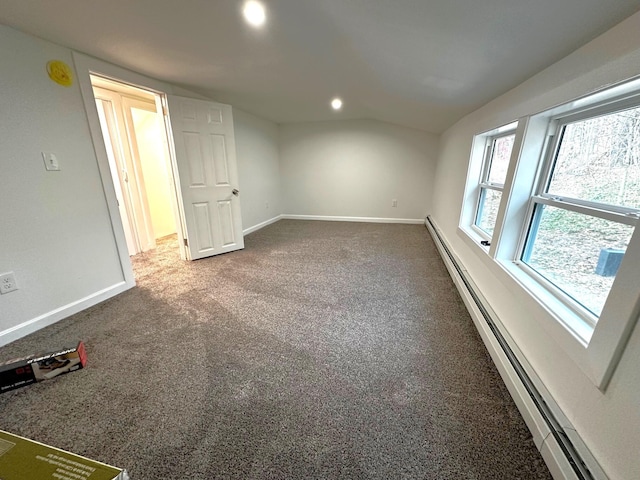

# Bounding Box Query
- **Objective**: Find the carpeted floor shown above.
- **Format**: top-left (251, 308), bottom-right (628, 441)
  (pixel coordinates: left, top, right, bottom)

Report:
top-left (0, 220), bottom-right (551, 479)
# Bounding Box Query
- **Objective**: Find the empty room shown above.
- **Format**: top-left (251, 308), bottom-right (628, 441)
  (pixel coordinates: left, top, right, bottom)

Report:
top-left (1, 1), bottom-right (639, 479)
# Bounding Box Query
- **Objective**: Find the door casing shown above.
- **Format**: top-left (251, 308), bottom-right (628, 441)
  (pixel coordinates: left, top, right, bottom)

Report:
top-left (74, 52), bottom-right (244, 288)
top-left (93, 86), bottom-right (161, 255)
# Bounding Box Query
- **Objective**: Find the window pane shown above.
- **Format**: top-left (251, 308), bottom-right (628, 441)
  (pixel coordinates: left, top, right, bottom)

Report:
top-left (488, 134), bottom-right (515, 184)
top-left (548, 106), bottom-right (640, 209)
top-left (476, 189), bottom-right (502, 236)
top-left (523, 205), bottom-right (634, 316)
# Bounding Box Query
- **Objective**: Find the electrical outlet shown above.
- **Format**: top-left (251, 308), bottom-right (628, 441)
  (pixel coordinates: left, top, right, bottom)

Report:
top-left (0, 272), bottom-right (18, 294)
top-left (392, 199), bottom-right (398, 207)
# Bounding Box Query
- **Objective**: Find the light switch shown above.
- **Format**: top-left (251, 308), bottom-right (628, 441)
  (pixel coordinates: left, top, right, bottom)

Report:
top-left (42, 152), bottom-right (60, 171)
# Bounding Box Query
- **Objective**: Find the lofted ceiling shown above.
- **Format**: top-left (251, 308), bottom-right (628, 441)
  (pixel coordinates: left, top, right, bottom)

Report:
top-left (1, 0), bottom-right (639, 133)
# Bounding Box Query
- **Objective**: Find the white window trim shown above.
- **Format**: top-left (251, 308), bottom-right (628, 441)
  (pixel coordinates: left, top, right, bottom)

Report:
top-left (516, 97), bottom-right (640, 331)
top-left (474, 131), bottom-right (516, 237)
top-left (459, 75), bottom-right (640, 390)
top-left (460, 122), bottom-right (518, 248)
top-left (535, 195), bottom-right (640, 223)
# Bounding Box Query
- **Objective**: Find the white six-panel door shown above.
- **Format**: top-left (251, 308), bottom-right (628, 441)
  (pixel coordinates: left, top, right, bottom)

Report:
top-left (166, 96), bottom-right (244, 260)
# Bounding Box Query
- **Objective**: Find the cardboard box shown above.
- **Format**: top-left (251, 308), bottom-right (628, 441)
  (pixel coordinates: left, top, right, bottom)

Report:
top-left (0, 430), bottom-right (129, 480)
top-left (0, 342), bottom-right (87, 394)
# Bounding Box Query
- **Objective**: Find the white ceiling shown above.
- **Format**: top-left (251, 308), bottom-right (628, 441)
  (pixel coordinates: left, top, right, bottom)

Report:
top-left (1, 0), bottom-right (639, 133)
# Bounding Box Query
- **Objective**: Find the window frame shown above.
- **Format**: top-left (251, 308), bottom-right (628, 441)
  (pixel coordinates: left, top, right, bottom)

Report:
top-left (460, 121), bottom-right (518, 248)
top-left (514, 102), bottom-right (640, 328)
top-left (473, 131), bottom-right (516, 239)
top-left (458, 75), bottom-right (640, 390)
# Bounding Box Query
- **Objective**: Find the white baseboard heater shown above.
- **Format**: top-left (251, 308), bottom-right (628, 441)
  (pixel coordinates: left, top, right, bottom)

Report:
top-left (425, 215), bottom-right (605, 480)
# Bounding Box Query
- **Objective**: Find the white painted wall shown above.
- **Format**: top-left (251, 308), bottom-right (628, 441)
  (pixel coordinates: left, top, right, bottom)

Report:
top-left (279, 119), bottom-right (438, 220)
top-left (0, 26), bottom-right (124, 338)
top-left (233, 109), bottom-right (282, 231)
top-left (431, 12), bottom-right (640, 480)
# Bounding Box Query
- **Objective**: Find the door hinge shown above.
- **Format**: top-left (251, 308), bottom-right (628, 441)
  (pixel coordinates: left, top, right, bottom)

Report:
top-left (183, 238), bottom-right (188, 247)
top-left (162, 105), bottom-right (168, 116)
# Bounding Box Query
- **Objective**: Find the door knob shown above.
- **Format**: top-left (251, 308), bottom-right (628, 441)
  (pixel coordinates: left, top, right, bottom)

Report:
top-left (232, 188), bottom-right (239, 196)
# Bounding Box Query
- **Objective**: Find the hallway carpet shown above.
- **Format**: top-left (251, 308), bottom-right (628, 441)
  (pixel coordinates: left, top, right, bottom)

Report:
top-left (0, 220), bottom-right (551, 479)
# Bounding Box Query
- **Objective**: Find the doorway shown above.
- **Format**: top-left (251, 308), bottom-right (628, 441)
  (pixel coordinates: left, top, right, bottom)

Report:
top-left (75, 52), bottom-right (245, 278)
top-left (91, 75), bottom-right (179, 257)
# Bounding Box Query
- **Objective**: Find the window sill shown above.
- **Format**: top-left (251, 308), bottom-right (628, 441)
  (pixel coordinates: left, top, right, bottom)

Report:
top-left (457, 224), bottom-right (594, 386)
top-left (496, 260), bottom-right (594, 346)
top-left (458, 225), bottom-right (491, 256)
top-left (457, 219), bottom-right (640, 390)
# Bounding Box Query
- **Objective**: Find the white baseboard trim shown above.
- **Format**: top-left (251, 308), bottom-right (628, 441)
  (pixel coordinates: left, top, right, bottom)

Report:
top-left (425, 216), bottom-right (603, 480)
top-left (281, 214), bottom-right (424, 224)
top-left (243, 215), bottom-right (283, 235)
top-left (0, 281), bottom-right (131, 348)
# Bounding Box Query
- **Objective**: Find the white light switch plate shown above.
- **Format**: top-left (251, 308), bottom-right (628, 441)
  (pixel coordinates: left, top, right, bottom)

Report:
top-left (42, 152), bottom-right (60, 171)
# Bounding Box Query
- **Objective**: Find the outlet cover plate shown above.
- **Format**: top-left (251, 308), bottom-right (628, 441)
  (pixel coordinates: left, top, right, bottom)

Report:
top-left (0, 272), bottom-right (18, 294)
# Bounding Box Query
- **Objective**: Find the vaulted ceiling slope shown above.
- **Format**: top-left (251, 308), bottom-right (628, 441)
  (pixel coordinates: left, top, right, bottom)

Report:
top-left (1, 0), bottom-right (639, 133)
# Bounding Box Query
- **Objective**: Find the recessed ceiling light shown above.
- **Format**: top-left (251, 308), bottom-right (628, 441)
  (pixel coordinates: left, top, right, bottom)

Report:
top-left (243, 1), bottom-right (266, 27)
top-left (331, 98), bottom-right (343, 110)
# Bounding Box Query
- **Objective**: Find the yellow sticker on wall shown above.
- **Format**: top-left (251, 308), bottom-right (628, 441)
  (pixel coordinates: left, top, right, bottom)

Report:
top-left (46, 60), bottom-right (73, 87)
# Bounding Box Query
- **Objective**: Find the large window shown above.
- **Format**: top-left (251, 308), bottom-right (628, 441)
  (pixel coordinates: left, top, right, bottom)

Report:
top-left (521, 105), bottom-right (640, 322)
top-left (459, 78), bottom-right (640, 387)
top-left (475, 132), bottom-right (515, 237)
top-left (462, 122), bottom-right (517, 244)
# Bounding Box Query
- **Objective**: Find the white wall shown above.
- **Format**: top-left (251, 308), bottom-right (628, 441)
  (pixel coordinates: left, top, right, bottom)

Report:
top-left (280, 119), bottom-right (438, 220)
top-left (0, 26), bottom-right (125, 339)
top-left (431, 12), bottom-right (640, 480)
top-left (233, 109), bottom-right (282, 231)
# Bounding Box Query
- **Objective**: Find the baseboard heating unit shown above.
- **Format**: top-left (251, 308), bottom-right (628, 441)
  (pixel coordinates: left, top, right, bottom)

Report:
top-left (424, 215), bottom-right (606, 480)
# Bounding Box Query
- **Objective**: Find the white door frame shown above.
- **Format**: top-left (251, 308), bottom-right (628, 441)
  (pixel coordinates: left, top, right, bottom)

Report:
top-left (94, 87), bottom-right (159, 254)
top-left (94, 96), bottom-right (139, 256)
top-left (73, 52), bottom-right (191, 286)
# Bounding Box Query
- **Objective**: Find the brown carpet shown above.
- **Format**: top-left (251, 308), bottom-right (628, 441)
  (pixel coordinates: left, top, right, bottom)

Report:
top-left (0, 220), bottom-right (551, 479)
